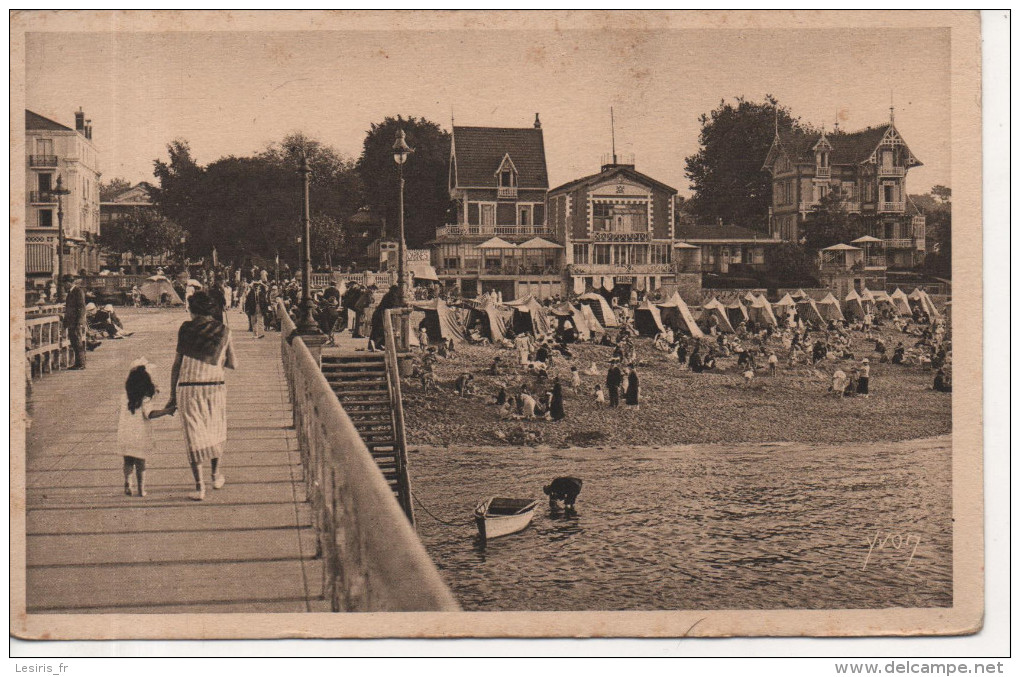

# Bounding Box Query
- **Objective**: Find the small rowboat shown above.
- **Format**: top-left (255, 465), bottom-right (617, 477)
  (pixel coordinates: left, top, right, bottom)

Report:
top-left (474, 497), bottom-right (538, 540)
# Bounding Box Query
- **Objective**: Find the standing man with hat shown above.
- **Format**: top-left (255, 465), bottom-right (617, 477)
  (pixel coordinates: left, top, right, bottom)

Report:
top-left (62, 274), bottom-right (88, 370)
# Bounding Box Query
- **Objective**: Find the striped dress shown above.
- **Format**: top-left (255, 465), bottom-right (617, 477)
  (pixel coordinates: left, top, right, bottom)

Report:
top-left (178, 337), bottom-right (234, 464)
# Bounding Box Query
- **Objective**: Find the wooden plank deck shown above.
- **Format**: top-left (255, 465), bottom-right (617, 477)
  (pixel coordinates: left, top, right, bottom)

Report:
top-left (24, 307), bottom-right (328, 613)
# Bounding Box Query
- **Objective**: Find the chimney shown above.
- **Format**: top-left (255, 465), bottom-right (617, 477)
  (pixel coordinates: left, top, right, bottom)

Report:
top-left (75, 108), bottom-right (85, 132)
top-left (85, 119), bottom-right (92, 140)
top-left (534, 113), bottom-right (541, 129)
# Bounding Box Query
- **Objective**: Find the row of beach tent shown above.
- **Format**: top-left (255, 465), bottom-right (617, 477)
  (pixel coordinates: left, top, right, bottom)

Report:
top-left (401, 285), bottom-right (944, 346)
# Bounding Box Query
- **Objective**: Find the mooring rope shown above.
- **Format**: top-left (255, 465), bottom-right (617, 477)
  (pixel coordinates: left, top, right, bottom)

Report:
top-left (411, 491), bottom-right (468, 527)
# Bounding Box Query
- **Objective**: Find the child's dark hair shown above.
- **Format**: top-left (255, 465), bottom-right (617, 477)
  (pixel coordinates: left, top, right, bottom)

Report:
top-left (126, 366), bottom-right (156, 414)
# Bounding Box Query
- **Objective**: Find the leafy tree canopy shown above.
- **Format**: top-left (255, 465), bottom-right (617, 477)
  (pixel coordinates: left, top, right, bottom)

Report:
top-left (98, 208), bottom-right (185, 259)
top-left (684, 95), bottom-right (808, 233)
top-left (802, 191), bottom-right (869, 252)
top-left (911, 185), bottom-right (951, 277)
top-left (150, 135), bottom-right (364, 268)
top-left (356, 116), bottom-right (453, 249)
top-left (99, 177), bottom-right (133, 202)
top-left (763, 241), bottom-right (818, 286)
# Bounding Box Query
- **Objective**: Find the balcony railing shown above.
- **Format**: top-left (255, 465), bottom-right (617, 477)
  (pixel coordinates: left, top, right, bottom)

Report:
top-left (864, 255), bottom-right (887, 268)
top-left (815, 166), bottom-right (831, 179)
top-left (497, 186), bottom-right (518, 199)
top-left (435, 266), bottom-right (560, 277)
top-left (878, 166), bottom-right (906, 177)
top-left (29, 191), bottom-right (56, 204)
top-left (884, 238), bottom-right (914, 249)
top-left (879, 201), bottom-right (906, 212)
top-left (568, 263), bottom-right (674, 275)
top-left (29, 155), bottom-right (58, 168)
top-left (434, 224), bottom-right (552, 238)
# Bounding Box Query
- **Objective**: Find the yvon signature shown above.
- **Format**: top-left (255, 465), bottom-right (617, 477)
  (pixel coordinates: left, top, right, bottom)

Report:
top-left (862, 531), bottom-right (921, 570)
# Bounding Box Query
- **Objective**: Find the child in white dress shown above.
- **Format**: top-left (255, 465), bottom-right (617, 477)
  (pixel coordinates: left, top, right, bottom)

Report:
top-left (118, 359), bottom-right (171, 497)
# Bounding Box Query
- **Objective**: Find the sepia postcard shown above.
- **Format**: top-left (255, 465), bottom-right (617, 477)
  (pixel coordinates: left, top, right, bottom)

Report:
top-left (9, 10), bottom-right (983, 640)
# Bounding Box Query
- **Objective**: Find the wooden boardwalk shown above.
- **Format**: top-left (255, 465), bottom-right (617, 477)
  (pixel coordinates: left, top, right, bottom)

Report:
top-left (24, 307), bottom-right (328, 613)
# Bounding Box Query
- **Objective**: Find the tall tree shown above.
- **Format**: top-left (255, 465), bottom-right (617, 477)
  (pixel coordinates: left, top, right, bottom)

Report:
top-left (99, 177), bottom-right (132, 201)
top-left (150, 135), bottom-right (363, 268)
top-left (357, 116), bottom-right (453, 249)
top-left (151, 139), bottom-right (204, 233)
top-left (684, 96), bottom-right (805, 232)
top-left (911, 185), bottom-right (951, 276)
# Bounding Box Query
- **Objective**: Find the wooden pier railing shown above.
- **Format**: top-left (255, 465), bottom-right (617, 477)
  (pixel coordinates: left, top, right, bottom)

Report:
top-left (277, 301), bottom-right (458, 612)
top-left (25, 305), bottom-right (68, 378)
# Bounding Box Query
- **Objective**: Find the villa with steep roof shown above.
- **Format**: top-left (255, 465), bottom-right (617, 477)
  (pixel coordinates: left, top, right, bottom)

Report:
top-left (763, 110), bottom-right (927, 269)
top-left (431, 114), bottom-right (562, 300)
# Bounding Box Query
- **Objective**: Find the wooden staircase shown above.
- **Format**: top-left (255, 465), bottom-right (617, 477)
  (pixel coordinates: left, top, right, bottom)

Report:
top-left (320, 350), bottom-right (414, 525)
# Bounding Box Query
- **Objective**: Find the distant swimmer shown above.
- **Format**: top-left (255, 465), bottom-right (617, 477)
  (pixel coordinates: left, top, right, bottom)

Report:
top-left (543, 477), bottom-right (583, 510)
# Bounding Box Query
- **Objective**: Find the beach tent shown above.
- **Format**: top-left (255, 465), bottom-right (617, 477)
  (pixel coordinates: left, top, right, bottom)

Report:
top-left (724, 298), bottom-right (749, 328)
top-left (505, 296), bottom-right (551, 336)
top-left (871, 290), bottom-right (897, 314)
top-left (844, 289), bottom-right (866, 321)
top-left (464, 297), bottom-right (509, 342)
top-left (633, 299), bottom-right (666, 336)
top-left (578, 302), bottom-right (605, 337)
top-left (858, 287), bottom-right (877, 311)
top-left (889, 288), bottom-right (913, 316)
top-left (908, 288), bottom-right (942, 320)
top-left (790, 289), bottom-right (809, 301)
top-left (747, 294), bottom-right (778, 327)
top-left (411, 298), bottom-right (466, 344)
top-left (578, 292), bottom-right (619, 327)
top-left (657, 292), bottom-right (705, 338)
top-left (700, 297), bottom-right (735, 334)
top-left (796, 297), bottom-right (824, 325)
top-left (772, 293), bottom-right (797, 323)
top-left (743, 291), bottom-right (758, 304)
top-left (816, 293), bottom-right (846, 322)
top-left (774, 293), bottom-right (796, 309)
top-left (548, 302), bottom-right (592, 341)
top-left (140, 276), bottom-right (184, 305)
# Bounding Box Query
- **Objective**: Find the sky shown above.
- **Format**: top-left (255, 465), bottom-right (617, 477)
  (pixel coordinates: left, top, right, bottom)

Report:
top-left (25, 27), bottom-right (951, 197)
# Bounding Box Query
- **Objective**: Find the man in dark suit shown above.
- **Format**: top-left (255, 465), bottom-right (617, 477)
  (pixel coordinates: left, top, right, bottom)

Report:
top-left (62, 275), bottom-right (88, 369)
top-left (605, 358), bottom-right (623, 407)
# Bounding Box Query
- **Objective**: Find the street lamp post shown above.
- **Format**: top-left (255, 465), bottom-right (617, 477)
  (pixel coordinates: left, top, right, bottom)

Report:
top-left (292, 152), bottom-right (322, 339)
top-left (392, 129), bottom-right (414, 306)
top-left (52, 175), bottom-right (71, 301)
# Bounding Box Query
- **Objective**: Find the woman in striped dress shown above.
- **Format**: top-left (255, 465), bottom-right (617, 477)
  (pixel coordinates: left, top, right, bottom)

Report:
top-left (165, 291), bottom-right (236, 501)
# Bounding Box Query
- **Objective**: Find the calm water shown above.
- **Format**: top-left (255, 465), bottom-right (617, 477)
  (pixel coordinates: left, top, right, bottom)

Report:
top-left (410, 437), bottom-right (952, 611)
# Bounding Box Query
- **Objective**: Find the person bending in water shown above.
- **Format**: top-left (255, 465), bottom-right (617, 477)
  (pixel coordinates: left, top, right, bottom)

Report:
top-left (543, 476), bottom-right (583, 510)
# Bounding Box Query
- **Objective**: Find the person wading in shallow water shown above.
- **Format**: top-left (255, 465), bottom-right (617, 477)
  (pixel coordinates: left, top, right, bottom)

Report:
top-left (164, 291), bottom-right (237, 501)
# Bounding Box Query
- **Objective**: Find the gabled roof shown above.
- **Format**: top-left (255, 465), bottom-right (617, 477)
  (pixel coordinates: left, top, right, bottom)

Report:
top-left (26, 109), bottom-right (73, 132)
top-left (549, 164), bottom-right (677, 196)
top-left (451, 126), bottom-right (548, 189)
top-left (763, 122), bottom-right (922, 171)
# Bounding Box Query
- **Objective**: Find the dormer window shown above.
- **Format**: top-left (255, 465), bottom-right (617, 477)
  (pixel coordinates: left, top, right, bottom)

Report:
top-left (495, 154), bottom-right (518, 198)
